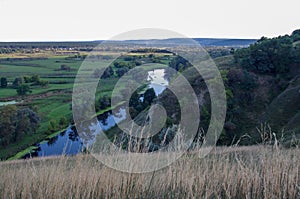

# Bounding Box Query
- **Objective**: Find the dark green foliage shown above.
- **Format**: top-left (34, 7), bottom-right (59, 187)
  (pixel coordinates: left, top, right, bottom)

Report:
top-left (12, 77), bottom-right (24, 88)
top-left (47, 119), bottom-right (59, 133)
top-left (38, 80), bottom-right (49, 87)
top-left (123, 56), bottom-right (134, 61)
top-left (59, 117), bottom-right (68, 127)
top-left (47, 116), bottom-right (69, 134)
top-left (168, 56), bottom-right (192, 72)
top-left (103, 67), bottom-right (114, 78)
top-left (93, 66), bottom-right (114, 79)
top-left (129, 91), bottom-right (140, 108)
top-left (291, 29), bottom-right (300, 41)
top-left (0, 105), bottom-right (40, 146)
top-left (116, 67), bottom-right (129, 77)
top-left (23, 74), bottom-right (48, 87)
top-left (0, 77), bottom-right (7, 88)
top-left (227, 69), bottom-right (257, 91)
top-left (16, 84), bottom-right (31, 96)
top-left (114, 61), bottom-right (135, 69)
top-left (31, 74), bottom-right (40, 83)
top-left (129, 88), bottom-right (157, 119)
top-left (234, 34), bottom-right (295, 74)
top-left (23, 76), bottom-right (31, 83)
top-left (291, 42), bottom-right (300, 63)
top-left (97, 95), bottom-right (111, 111)
top-left (143, 88), bottom-right (156, 107)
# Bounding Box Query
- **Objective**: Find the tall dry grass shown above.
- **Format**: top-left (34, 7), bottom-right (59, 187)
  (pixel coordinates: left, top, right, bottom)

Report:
top-left (0, 146), bottom-right (299, 199)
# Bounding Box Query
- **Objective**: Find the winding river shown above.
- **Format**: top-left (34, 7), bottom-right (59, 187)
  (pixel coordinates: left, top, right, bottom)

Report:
top-left (23, 68), bottom-right (169, 158)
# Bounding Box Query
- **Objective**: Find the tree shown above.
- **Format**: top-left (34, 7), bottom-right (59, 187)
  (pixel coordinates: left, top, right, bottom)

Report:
top-left (235, 34), bottom-right (293, 74)
top-left (31, 74), bottom-right (40, 83)
top-left (59, 117), bottom-right (68, 127)
top-left (23, 76), bottom-right (32, 83)
top-left (48, 119), bottom-right (59, 133)
top-left (38, 80), bottom-right (49, 87)
top-left (16, 84), bottom-right (31, 96)
top-left (12, 77), bottom-right (24, 88)
top-left (93, 67), bottom-right (114, 79)
top-left (0, 77), bottom-right (8, 88)
top-left (15, 108), bottom-right (40, 142)
top-left (292, 29), bottom-right (300, 41)
top-left (143, 88), bottom-right (156, 107)
top-left (98, 95), bottom-right (111, 110)
top-left (102, 66), bottom-right (114, 78)
top-left (169, 56), bottom-right (191, 71)
top-left (0, 105), bottom-right (39, 146)
top-left (0, 105), bottom-right (17, 146)
top-left (129, 91), bottom-right (141, 108)
top-left (116, 67), bottom-right (129, 77)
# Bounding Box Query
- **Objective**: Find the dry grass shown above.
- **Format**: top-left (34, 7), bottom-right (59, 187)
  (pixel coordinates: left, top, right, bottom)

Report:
top-left (0, 146), bottom-right (299, 199)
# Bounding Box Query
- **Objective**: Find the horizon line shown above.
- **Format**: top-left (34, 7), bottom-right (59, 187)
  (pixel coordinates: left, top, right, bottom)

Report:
top-left (0, 37), bottom-right (258, 43)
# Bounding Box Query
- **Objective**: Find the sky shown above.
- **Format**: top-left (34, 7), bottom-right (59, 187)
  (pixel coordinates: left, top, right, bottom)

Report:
top-left (0, 0), bottom-right (299, 41)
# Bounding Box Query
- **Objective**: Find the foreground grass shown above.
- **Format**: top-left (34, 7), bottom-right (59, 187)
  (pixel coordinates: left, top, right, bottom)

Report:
top-left (0, 146), bottom-right (299, 199)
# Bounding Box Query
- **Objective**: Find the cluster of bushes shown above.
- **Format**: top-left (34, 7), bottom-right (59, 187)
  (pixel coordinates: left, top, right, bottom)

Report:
top-left (65, 54), bottom-right (87, 60)
top-left (114, 61), bottom-right (139, 77)
top-left (168, 56), bottom-right (192, 72)
top-left (0, 105), bottom-right (40, 146)
top-left (208, 48), bottom-right (231, 58)
top-left (95, 95), bottom-right (111, 112)
top-left (93, 67), bottom-right (114, 79)
top-left (47, 117), bottom-right (68, 134)
top-left (93, 58), bottom-right (143, 79)
top-left (24, 74), bottom-right (49, 87)
top-left (0, 75), bottom-right (49, 96)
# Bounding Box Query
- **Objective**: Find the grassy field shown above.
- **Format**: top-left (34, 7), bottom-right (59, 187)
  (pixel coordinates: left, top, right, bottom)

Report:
top-left (0, 146), bottom-right (299, 199)
top-left (0, 52), bottom-right (174, 160)
top-left (0, 55), bottom-right (83, 159)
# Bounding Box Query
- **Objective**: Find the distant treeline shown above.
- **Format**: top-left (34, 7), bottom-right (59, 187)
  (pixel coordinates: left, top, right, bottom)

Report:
top-left (0, 38), bottom-right (257, 52)
top-left (0, 41), bottom-right (101, 51)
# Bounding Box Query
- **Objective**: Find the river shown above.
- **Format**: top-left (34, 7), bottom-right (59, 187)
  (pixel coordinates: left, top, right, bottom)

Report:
top-left (23, 68), bottom-right (169, 158)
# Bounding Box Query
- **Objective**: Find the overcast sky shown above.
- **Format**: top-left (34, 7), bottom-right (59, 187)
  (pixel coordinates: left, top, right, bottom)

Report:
top-left (0, 0), bottom-right (299, 41)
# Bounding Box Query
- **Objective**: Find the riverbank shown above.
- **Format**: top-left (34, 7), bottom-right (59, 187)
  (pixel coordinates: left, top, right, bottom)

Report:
top-left (7, 101), bottom-right (127, 160)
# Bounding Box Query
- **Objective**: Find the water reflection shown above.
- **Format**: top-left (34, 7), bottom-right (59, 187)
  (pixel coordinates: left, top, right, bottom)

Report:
top-left (24, 68), bottom-right (168, 158)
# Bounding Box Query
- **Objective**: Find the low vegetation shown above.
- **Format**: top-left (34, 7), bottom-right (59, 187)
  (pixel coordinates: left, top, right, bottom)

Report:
top-left (0, 146), bottom-right (299, 199)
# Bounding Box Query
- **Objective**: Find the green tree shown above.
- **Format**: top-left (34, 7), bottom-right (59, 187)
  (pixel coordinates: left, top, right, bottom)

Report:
top-left (291, 29), bottom-right (300, 41)
top-left (0, 106), bottom-right (39, 146)
top-left (235, 34), bottom-right (293, 74)
top-left (16, 84), bottom-right (31, 96)
top-left (98, 95), bottom-right (111, 110)
top-left (116, 67), bottom-right (129, 77)
top-left (31, 74), bottom-right (40, 83)
top-left (38, 80), bottom-right (49, 87)
top-left (103, 66), bottom-right (114, 78)
top-left (0, 105), bottom-right (17, 146)
top-left (15, 108), bottom-right (40, 142)
top-left (169, 56), bottom-right (191, 71)
top-left (48, 119), bottom-right (59, 133)
top-left (59, 117), bottom-right (68, 127)
top-left (0, 77), bottom-right (8, 88)
top-left (93, 67), bottom-right (114, 79)
top-left (12, 77), bottom-right (24, 88)
top-left (143, 88), bottom-right (156, 107)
